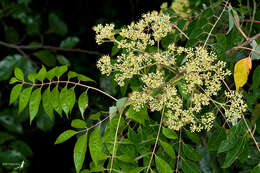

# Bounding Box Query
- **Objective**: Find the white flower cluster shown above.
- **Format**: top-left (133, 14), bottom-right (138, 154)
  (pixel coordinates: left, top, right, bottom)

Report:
top-left (94, 11), bottom-right (247, 132)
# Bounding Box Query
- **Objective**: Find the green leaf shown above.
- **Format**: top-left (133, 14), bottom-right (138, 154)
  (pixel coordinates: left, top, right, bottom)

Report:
top-left (14, 67), bottom-right (24, 81)
top-left (37, 65), bottom-right (47, 82)
top-left (42, 87), bottom-right (53, 120)
top-left (252, 163), bottom-right (260, 173)
top-left (183, 128), bottom-right (200, 144)
top-left (46, 67), bottom-right (57, 80)
top-left (68, 71), bottom-right (78, 79)
top-left (56, 65), bottom-right (68, 78)
top-left (0, 54), bottom-right (22, 81)
top-left (251, 45), bottom-right (260, 60)
top-left (9, 77), bottom-right (18, 84)
top-left (118, 154), bottom-right (135, 163)
top-left (71, 119), bottom-right (87, 129)
top-left (222, 136), bottom-right (246, 168)
top-left (60, 36), bottom-right (80, 48)
top-left (48, 13), bottom-right (68, 36)
top-left (155, 155), bottom-right (173, 173)
top-left (218, 136), bottom-right (240, 153)
top-left (89, 128), bottom-right (107, 163)
top-left (55, 130), bottom-right (77, 144)
top-left (78, 91), bottom-right (88, 119)
top-left (162, 127), bottom-right (177, 140)
top-left (129, 167), bottom-right (145, 173)
top-left (29, 88), bottom-right (41, 124)
top-left (10, 140), bottom-right (33, 157)
top-left (89, 112), bottom-right (101, 120)
top-left (68, 87), bottom-right (76, 113)
top-left (0, 132), bottom-right (15, 145)
top-left (60, 87), bottom-right (69, 117)
top-left (19, 87), bottom-right (32, 113)
top-left (181, 158), bottom-right (201, 173)
top-left (116, 97), bottom-right (128, 112)
top-left (178, 80), bottom-right (189, 100)
top-left (33, 50), bottom-right (56, 67)
top-left (28, 73), bottom-right (37, 83)
top-left (9, 84), bottom-right (23, 104)
top-left (208, 127), bottom-right (226, 151)
top-left (78, 74), bottom-right (95, 83)
top-left (252, 65), bottom-right (260, 93)
top-left (56, 55), bottom-right (71, 66)
top-left (74, 134), bottom-right (87, 173)
top-left (51, 86), bottom-right (63, 116)
top-left (182, 143), bottom-right (201, 161)
top-left (127, 106), bottom-right (149, 125)
top-left (160, 140), bottom-right (175, 159)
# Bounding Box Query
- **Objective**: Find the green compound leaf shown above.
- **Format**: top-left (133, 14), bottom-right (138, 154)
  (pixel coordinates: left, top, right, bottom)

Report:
top-left (51, 86), bottom-right (63, 116)
top-left (221, 136), bottom-right (246, 168)
top-left (28, 73), bottom-right (37, 83)
top-left (74, 133), bottom-right (87, 173)
top-left (127, 106), bottom-right (149, 125)
top-left (9, 84), bottom-right (23, 104)
top-left (159, 140), bottom-right (176, 159)
top-left (78, 91), bottom-right (88, 119)
top-left (56, 65), bottom-right (68, 78)
top-left (14, 67), bottom-right (24, 81)
top-left (162, 127), bottom-right (177, 140)
top-left (42, 87), bottom-right (53, 120)
top-left (208, 126), bottom-right (226, 151)
top-left (89, 127), bottom-right (107, 163)
top-left (60, 36), bottom-right (80, 48)
top-left (60, 87), bottom-right (70, 118)
top-left (155, 155), bottom-right (173, 173)
top-left (182, 143), bottom-right (201, 161)
top-left (19, 87), bottom-right (32, 113)
top-left (71, 119), bottom-right (86, 129)
top-left (36, 65), bottom-right (47, 82)
top-left (181, 158), bottom-right (201, 173)
top-left (55, 129), bottom-right (77, 144)
top-left (29, 88), bottom-right (41, 124)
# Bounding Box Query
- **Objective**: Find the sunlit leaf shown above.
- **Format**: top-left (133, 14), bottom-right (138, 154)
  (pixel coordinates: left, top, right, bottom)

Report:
top-left (71, 119), bottom-right (86, 129)
top-left (51, 86), bottom-right (63, 116)
top-left (9, 84), bottom-right (23, 104)
top-left (162, 127), bottom-right (177, 140)
top-left (78, 91), bottom-right (88, 119)
top-left (42, 87), bottom-right (53, 120)
top-left (29, 88), bottom-right (41, 124)
top-left (55, 130), bottom-right (77, 144)
top-left (234, 56), bottom-right (252, 91)
top-left (14, 67), bottom-right (24, 81)
top-left (60, 87), bottom-right (70, 117)
top-left (128, 106), bottom-right (149, 125)
top-left (155, 155), bottom-right (172, 173)
top-left (160, 140), bottom-right (175, 159)
top-left (55, 65), bottom-right (68, 78)
top-left (19, 87), bottom-right (32, 113)
top-left (74, 134), bottom-right (87, 173)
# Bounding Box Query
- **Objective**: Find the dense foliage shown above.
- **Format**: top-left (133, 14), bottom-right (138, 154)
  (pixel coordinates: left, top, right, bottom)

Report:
top-left (1, 0), bottom-right (260, 173)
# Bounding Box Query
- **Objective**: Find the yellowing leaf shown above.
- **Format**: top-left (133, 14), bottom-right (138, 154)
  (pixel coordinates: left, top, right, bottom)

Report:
top-left (234, 56), bottom-right (252, 91)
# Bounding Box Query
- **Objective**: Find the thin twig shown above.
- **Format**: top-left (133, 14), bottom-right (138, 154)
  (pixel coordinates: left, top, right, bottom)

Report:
top-left (172, 23), bottom-right (189, 40)
top-left (146, 106), bottom-right (165, 173)
top-left (235, 46), bottom-right (260, 54)
top-left (203, 1), bottom-right (229, 48)
top-left (175, 128), bottom-right (182, 173)
top-left (226, 33), bottom-right (260, 55)
top-left (233, 15), bottom-right (249, 40)
top-left (0, 40), bottom-right (103, 56)
top-left (22, 80), bottom-right (118, 102)
top-left (242, 19), bottom-right (260, 24)
top-left (242, 115), bottom-right (260, 152)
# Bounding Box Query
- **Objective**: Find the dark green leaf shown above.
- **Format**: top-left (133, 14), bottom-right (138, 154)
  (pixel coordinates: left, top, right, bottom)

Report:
top-left (128, 106), bottom-right (149, 125)
top-left (208, 127), bottom-right (226, 151)
top-left (36, 107), bottom-right (55, 132)
top-left (55, 130), bottom-right (77, 144)
top-left (0, 132), bottom-right (15, 145)
top-left (71, 119), bottom-right (87, 129)
top-left (14, 67), bottom-right (24, 81)
top-left (29, 88), bottom-right (41, 124)
top-left (0, 54), bottom-right (22, 81)
top-left (19, 87), bottom-right (32, 113)
top-left (60, 36), bottom-right (80, 48)
top-left (33, 50), bottom-right (56, 67)
top-left (162, 127), bottom-right (177, 140)
top-left (74, 134), bottom-right (87, 173)
top-left (89, 127), bottom-right (107, 163)
top-left (183, 128), bottom-right (200, 144)
top-left (60, 87), bottom-right (70, 117)
top-left (51, 86), bottom-right (63, 116)
top-left (118, 154), bottom-right (135, 163)
top-left (129, 167), bottom-right (145, 173)
top-left (48, 13), bottom-right (68, 36)
top-left (37, 65), bottom-right (47, 82)
top-left (222, 136), bottom-right (246, 168)
top-left (42, 87), bottom-right (53, 120)
top-left (160, 140), bottom-right (175, 159)
top-left (78, 91), bottom-right (88, 119)
top-left (182, 143), bottom-right (201, 161)
top-left (56, 65), bottom-right (68, 78)
top-left (10, 140), bottom-right (33, 157)
top-left (9, 84), bottom-right (23, 104)
top-left (218, 136), bottom-right (240, 153)
top-left (252, 65), bottom-right (260, 93)
top-left (56, 55), bottom-right (71, 66)
top-left (181, 158), bottom-right (201, 173)
top-left (155, 155), bottom-right (173, 173)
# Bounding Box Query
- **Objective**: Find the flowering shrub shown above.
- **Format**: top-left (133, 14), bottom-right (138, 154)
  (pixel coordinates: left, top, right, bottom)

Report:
top-left (94, 11), bottom-right (247, 132)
